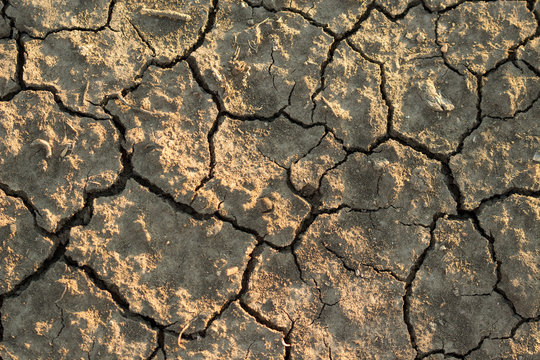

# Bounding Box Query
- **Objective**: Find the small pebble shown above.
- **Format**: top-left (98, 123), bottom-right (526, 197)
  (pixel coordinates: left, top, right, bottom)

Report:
top-left (440, 43), bottom-right (449, 53)
top-left (533, 151), bottom-right (540, 163)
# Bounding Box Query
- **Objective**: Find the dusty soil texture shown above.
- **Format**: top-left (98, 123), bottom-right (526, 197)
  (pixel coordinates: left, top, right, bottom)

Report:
top-left (0, 0), bottom-right (539, 359)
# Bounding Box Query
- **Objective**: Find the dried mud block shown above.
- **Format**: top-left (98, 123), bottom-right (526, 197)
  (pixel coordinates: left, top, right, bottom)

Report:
top-left (0, 91), bottom-right (122, 232)
top-left (192, 116), bottom-right (322, 247)
top-left (450, 102), bottom-right (540, 210)
top-left (193, 0), bottom-right (332, 122)
top-left (165, 302), bottom-right (285, 359)
top-left (482, 61), bottom-right (540, 118)
top-left (307, 209), bottom-right (431, 280)
top-left (410, 218), bottom-right (519, 354)
top-left (468, 321), bottom-right (540, 360)
top-left (350, 7), bottom-right (438, 71)
top-left (257, 0), bottom-right (372, 35)
top-left (242, 247), bottom-right (321, 329)
top-left (388, 58), bottom-right (477, 155)
top-left (107, 62), bottom-right (218, 204)
top-left (67, 179), bottom-right (257, 332)
top-left (438, 2), bottom-right (536, 74)
top-left (118, 0), bottom-right (212, 62)
top-left (0, 39), bottom-right (18, 98)
top-left (312, 42), bottom-right (387, 150)
top-left (5, 0), bottom-right (110, 38)
top-left (24, 17), bottom-right (152, 117)
top-left (320, 140), bottom-right (456, 225)
top-left (478, 195), bottom-right (540, 318)
top-left (292, 231), bottom-right (415, 359)
top-left (290, 132), bottom-right (346, 196)
top-left (0, 262), bottom-right (157, 360)
top-left (518, 37), bottom-right (540, 72)
top-left (0, 189), bottom-right (54, 293)
top-left (375, 0), bottom-right (414, 16)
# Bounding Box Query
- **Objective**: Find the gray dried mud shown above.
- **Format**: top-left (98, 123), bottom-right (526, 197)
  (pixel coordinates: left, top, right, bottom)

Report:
top-left (0, 0), bottom-right (539, 359)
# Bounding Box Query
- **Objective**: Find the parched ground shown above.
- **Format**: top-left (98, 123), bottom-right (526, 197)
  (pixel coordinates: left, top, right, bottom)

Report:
top-left (0, 0), bottom-right (539, 359)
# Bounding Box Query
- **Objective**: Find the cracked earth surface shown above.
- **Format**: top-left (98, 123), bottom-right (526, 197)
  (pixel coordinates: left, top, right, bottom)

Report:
top-left (0, 0), bottom-right (539, 359)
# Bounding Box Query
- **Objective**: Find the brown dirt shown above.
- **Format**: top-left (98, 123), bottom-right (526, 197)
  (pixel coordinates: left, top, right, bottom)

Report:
top-left (0, 0), bottom-right (539, 359)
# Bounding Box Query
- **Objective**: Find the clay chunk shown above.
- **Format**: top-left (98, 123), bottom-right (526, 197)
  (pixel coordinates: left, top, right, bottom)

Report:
top-left (410, 218), bottom-right (519, 354)
top-left (194, 0), bottom-right (332, 122)
top-left (450, 101), bottom-right (540, 210)
top-left (67, 179), bottom-right (257, 332)
top-left (192, 116), bottom-right (323, 247)
top-left (107, 61), bottom-right (218, 204)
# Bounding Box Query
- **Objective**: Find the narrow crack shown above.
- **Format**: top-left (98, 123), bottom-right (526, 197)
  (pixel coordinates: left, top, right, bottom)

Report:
top-left (322, 242), bottom-right (404, 282)
top-left (132, 173), bottom-right (213, 222)
top-left (129, 20), bottom-right (157, 57)
top-left (239, 300), bottom-right (288, 333)
top-left (63, 255), bottom-right (168, 330)
top-left (475, 188), bottom-right (540, 211)
top-left (487, 93), bottom-right (540, 121)
top-left (181, 243), bottom-right (267, 341)
top-left (345, 38), bottom-right (393, 146)
top-left (190, 115), bottom-right (222, 202)
top-left (0, 234), bottom-right (65, 299)
top-left (449, 74), bottom-right (483, 159)
top-left (14, 0), bottom-right (118, 40)
top-left (145, 346), bottom-right (160, 360)
top-left (434, 14), bottom-right (462, 74)
top-left (404, 212), bottom-right (446, 358)
top-left (0, 181), bottom-right (42, 229)
top-left (504, 314), bottom-right (540, 341)
top-left (14, 29), bottom-right (24, 89)
top-left (131, 165), bottom-right (269, 245)
top-left (521, 57), bottom-right (540, 77)
top-left (52, 303), bottom-right (66, 344)
top-left (151, 0), bottom-right (219, 68)
top-left (186, 55), bottom-right (223, 111)
top-left (468, 212), bottom-right (522, 317)
top-left (239, 300), bottom-right (293, 360)
top-left (268, 44), bottom-right (277, 90)
top-left (310, 38), bottom-right (340, 123)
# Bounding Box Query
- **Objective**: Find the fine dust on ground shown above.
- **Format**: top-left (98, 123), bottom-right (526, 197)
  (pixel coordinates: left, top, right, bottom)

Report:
top-left (0, 0), bottom-right (539, 359)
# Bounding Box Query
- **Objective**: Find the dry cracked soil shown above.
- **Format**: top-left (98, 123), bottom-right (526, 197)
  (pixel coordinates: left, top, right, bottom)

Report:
top-left (0, 0), bottom-right (539, 359)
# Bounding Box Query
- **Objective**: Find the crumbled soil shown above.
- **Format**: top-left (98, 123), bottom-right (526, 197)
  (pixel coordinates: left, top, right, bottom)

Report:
top-left (0, 1), bottom-right (539, 359)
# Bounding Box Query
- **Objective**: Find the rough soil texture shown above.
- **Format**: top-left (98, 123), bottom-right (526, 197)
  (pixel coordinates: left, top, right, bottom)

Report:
top-left (0, 0), bottom-right (539, 359)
